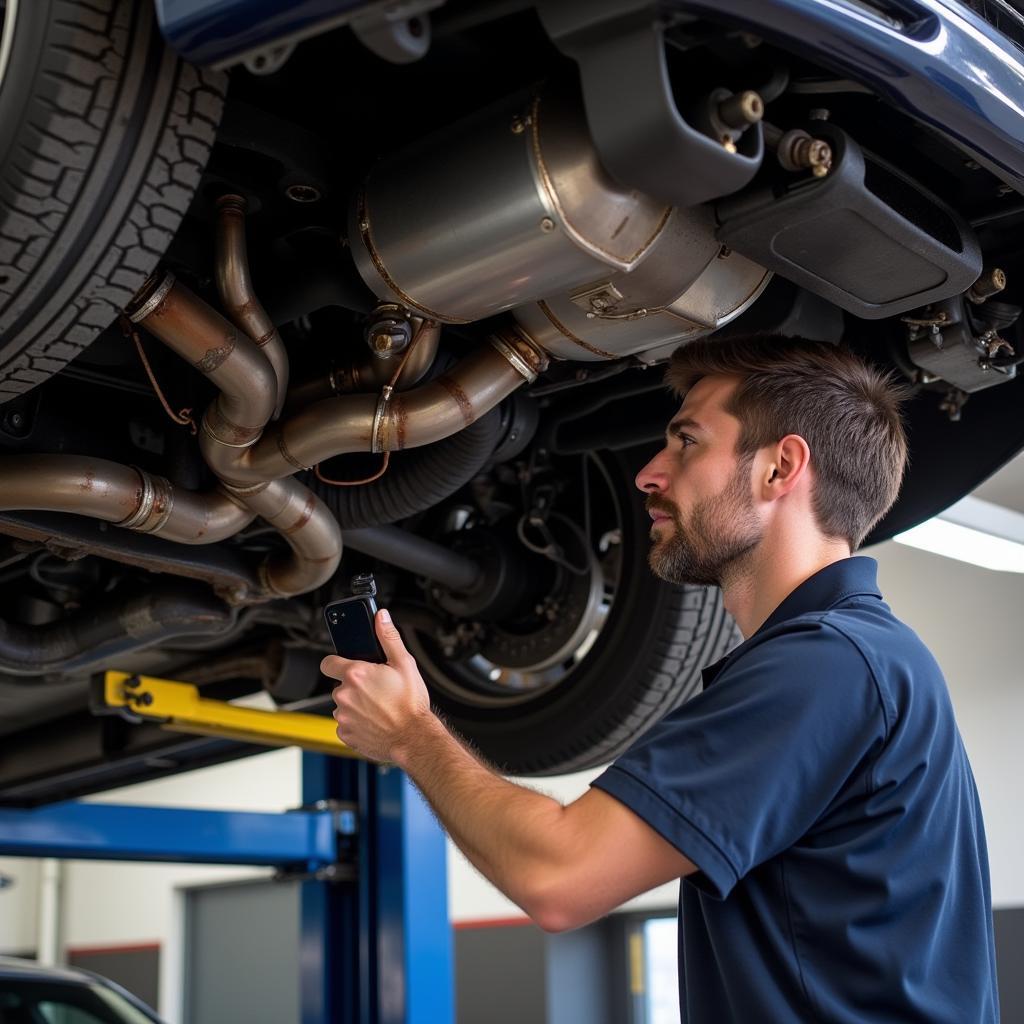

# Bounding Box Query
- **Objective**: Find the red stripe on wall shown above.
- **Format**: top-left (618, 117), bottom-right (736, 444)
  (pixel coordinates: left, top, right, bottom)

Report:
top-left (66, 942), bottom-right (161, 957)
top-left (454, 916), bottom-right (533, 931)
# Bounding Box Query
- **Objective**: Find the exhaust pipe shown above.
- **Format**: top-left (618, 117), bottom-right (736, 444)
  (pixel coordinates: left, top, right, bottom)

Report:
top-left (0, 455), bottom-right (255, 544)
top-left (125, 272), bottom-right (343, 597)
top-left (127, 268), bottom-right (543, 494)
top-left (215, 194), bottom-right (290, 419)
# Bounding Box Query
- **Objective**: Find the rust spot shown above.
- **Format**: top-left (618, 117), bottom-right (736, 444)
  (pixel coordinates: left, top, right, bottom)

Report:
top-left (80, 470), bottom-right (95, 492)
top-left (195, 331), bottom-right (236, 373)
top-left (436, 376), bottom-right (475, 428)
top-left (209, 406), bottom-right (260, 446)
top-left (280, 495), bottom-right (316, 535)
top-left (392, 396), bottom-right (409, 450)
top-left (276, 430), bottom-right (306, 472)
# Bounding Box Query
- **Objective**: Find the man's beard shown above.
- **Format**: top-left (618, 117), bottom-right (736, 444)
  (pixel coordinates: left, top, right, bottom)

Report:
top-left (645, 459), bottom-right (763, 588)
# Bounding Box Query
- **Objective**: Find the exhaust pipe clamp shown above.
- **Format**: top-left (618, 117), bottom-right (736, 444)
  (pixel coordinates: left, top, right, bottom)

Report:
top-left (126, 271), bottom-right (176, 324)
top-left (371, 384), bottom-right (395, 454)
top-left (489, 331), bottom-right (546, 382)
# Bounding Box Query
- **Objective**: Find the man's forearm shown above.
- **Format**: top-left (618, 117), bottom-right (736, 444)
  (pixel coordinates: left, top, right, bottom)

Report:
top-left (394, 711), bottom-right (570, 920)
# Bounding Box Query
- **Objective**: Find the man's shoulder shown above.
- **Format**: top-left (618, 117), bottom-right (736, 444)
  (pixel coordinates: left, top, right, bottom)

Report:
top-left (734, 598), bottom-right (946, 728)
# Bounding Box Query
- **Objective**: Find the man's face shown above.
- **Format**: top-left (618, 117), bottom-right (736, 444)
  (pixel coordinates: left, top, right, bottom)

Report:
top-left (635, 375), bottom-right (763, 587)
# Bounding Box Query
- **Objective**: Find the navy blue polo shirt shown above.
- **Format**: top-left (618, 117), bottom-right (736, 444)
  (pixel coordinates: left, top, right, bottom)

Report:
top-left (593, 556), bottom-right (998, 1023)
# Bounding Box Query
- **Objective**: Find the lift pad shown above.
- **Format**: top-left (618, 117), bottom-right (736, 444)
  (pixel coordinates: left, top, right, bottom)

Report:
top-left (100, 671), bottom-right (358, 758)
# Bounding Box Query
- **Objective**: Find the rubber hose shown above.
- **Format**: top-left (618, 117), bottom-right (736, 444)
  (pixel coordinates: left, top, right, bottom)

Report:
top-left (303, 408), bottom-right (503, 529)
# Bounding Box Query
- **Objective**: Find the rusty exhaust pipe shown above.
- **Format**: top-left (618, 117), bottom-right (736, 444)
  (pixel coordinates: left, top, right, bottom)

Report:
top-left (126, 271), bottom-right (342, 597)
top-left (206, 330), bottom-right (542, 486)
top-left (0, 455), bottom-right (256, 544)
top-left (216, 194), bottom-right (290, 419)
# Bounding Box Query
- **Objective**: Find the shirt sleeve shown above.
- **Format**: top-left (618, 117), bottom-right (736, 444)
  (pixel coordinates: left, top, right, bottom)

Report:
top-left (591, 617), bottom-right (888, 899)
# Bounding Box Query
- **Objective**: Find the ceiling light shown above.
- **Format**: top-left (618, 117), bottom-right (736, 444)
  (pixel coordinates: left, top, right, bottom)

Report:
top-left (893, 495), bottom-right (1024, 573)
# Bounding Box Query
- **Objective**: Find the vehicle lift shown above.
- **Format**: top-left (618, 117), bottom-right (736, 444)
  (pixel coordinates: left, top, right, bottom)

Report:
top-left (0, 671), bottom-right (454, 1024)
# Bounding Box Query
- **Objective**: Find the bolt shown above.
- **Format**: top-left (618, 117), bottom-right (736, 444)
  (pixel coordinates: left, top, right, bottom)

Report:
top-left (967, 266), bottom-right (1007, 304)
top-left (8, 412), bottom-right (23, 429)
top-left (510, 115), bottom-right (528, 135)
top-left (540, 217), bottom-right (556, 233)
top-left (371, 332), bottom-right (396, 354)
top-left (717, 90), bottom-right (764, 129)
top-left (721, 135), bottom-right (738, 154)
top-left (777, 130), bottom-right (833, 178)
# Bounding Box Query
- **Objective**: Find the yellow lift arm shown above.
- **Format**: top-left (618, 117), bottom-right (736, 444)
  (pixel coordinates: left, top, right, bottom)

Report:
top-left (101, 671), bottom-right (358, 758)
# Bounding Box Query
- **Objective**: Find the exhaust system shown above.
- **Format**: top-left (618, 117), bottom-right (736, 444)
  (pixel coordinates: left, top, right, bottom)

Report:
top-left (0, 196), bottom-right (545, 608)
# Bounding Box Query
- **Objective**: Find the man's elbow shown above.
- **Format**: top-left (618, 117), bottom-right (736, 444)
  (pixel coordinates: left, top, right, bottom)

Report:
top-left (522, 881), bottom-right (597, 934)
top-left (528, 901), bottom-right (579, 934)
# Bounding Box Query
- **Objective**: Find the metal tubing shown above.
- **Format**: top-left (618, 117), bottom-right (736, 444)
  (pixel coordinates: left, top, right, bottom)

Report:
top-left (344, 526), bottom-right (482, 592)
top-left (130, 272), bottom-right (342, 599)
top-left (225, 477), bottom-right (342, 597)
top-left (216, 194), bottom-right (290, 419)
top-left (127, 272), bottom-right (278, 446)
top-left (0, 582), bottom-right (236, 676)
top-left (0, 455), bottom-right (256, 543)
top-left (207, 335), bottom-right (542, 485)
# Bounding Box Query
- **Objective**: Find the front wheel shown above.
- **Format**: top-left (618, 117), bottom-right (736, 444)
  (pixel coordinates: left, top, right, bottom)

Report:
top-left (0, 0), bottom-right (226, 401)
top-left (403, 446), bottom-right (739, 776)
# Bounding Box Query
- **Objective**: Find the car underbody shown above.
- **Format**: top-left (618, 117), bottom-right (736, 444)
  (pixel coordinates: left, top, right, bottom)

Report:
top-left (1, 0), bottom-right (1023, 802)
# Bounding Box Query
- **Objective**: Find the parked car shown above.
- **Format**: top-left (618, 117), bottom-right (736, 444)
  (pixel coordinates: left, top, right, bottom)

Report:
top-left (1, 0), bottom-right (1023, 801)
top-left (0, 957), bottom-right (163, 1023)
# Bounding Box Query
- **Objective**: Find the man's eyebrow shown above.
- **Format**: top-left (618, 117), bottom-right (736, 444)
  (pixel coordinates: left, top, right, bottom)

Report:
top-left (666, 417), bottom-right (707, 440)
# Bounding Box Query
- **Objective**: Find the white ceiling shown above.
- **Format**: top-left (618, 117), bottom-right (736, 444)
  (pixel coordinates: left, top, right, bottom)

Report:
top-left (972, 450), bottom-right (1024, 514)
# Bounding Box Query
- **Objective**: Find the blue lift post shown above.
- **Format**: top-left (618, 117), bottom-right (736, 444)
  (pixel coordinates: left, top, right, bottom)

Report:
top-left (300, 754), bottom-right (453, 1024)
top-left (0, 758), bottom-right (454, 1024)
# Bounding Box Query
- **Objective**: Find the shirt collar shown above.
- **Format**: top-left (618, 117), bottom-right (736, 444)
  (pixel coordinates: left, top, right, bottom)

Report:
top-left (700, 556), bottom-right (882, 688)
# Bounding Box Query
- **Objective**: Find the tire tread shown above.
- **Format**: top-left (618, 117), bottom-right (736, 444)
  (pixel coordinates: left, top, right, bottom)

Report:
top-left (0, 0), bottom-right (226, 400)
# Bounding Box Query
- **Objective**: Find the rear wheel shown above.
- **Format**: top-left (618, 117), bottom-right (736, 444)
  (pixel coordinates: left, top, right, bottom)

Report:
top-left (405, 446), bottom-right (740, 775)
top-left (0, 0), bottom-right (226, 401)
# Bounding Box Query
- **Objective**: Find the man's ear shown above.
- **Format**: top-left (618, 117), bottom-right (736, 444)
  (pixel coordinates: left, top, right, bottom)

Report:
top-left (759, 434), bottom-right (811, 502)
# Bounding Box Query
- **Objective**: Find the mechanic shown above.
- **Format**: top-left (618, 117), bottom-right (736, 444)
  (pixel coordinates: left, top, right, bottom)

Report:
top-left (321, 334), bottom-right (998, 1023)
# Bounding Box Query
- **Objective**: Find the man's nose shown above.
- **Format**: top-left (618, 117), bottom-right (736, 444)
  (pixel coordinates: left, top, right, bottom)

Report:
top-left (635, 450), bottom-right (669, 493)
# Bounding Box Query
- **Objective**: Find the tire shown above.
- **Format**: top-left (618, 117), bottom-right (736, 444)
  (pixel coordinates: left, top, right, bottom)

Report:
top-left (416, 447), bottom-right (741, 776)
top-left (0, 0), bottom-right (226, 402)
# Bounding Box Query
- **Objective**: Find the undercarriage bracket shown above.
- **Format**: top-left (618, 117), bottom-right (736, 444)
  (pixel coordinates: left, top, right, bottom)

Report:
top-left (98, 670), bottom-right (357, 758)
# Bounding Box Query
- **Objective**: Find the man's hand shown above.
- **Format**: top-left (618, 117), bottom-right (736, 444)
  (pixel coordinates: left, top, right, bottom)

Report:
top-left (320, 608), bottom-right (432, 763)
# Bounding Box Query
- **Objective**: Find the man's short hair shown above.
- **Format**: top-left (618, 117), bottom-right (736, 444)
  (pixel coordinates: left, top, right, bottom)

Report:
top-left (666, 334), bottom-right (910, 549)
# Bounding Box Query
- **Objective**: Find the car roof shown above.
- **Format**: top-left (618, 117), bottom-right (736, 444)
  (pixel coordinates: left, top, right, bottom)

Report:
top-left (0, 957), bottom-right (94, 984)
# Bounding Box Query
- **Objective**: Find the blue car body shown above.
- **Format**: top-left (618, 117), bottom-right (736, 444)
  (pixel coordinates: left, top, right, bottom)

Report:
top-left (156, 0), bottom-right (1024, 190)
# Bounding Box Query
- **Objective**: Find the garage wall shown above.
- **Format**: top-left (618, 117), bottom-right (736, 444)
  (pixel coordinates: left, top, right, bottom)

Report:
top-left (872, 539), bottom-right (1024, 910)
top-left (0, 856), bottom-right (38, 954)
top-left (61, 746), bottom-right (302, 949)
